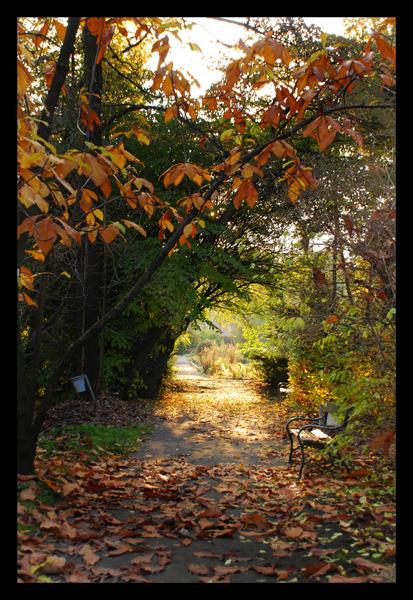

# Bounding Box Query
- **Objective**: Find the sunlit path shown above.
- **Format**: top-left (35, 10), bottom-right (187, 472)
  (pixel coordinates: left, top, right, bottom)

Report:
top-left (132, 355), bottom-right (287, 466)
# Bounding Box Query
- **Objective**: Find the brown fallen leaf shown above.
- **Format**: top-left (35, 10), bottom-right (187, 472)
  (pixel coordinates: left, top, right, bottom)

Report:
top-left (141, 563), bottom-right (166, 574)
top-left (194, 551), bottom-right (222, 559)
top-left (214, 566), bottom-right (247, 576)
top-left (20, 486), bottom-right (37, 501)
top-left (384, 545), bottom-right (396, 558)
top-left (199, 508), bottom-right (223, 518)
top-left (310, 548), bottom-right (337, 557)
top-left (18, 474), bottom-right (37, 482)
top-left (40, 556), bottom-right (67, 574)
top-left (122, 572), bottom-right (151, 583)
top-left (275, 569), bottom-right (290, 580)
top-left (107, 543), bottom-right (134, 556)
top-left (62, 482), bottom-right (79, 496)
top-left (252, 565), bottom-right (278, 576)
top-left (270, 540), bottom-right (291, 551)
top-left (79, 544), bottom-right (100, 566)
top-left (181, 537), bottom-right (193, 546)
top-left (65, 570), bottom-right (91, 583)
top-left (241, 512), bottom-right (271, 530)
top-left (211, 527), bottom-right (238, 538)
top-left (329, 574), bottom-right (370, 583)
top-left (187, 563), bottom-right (210, 575)
top-left (352, 557), bottom-right (385, 572)
top-left (130, 553), bottom-right (154, 566)
top-left (304, 562), bottom-right (332, 578)
top-left (198, 518), bottom-right (215, 531)
top-left (284, 526), bottom-right (303, 538)
top-left (91, 567), bottom-right (125, 578)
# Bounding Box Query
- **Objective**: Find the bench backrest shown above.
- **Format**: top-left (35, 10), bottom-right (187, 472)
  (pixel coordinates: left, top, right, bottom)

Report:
top-left (319, 402), bottom-right (352, 428)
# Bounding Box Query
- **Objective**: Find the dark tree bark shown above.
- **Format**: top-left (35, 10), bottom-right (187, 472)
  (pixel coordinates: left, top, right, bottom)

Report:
top-left (18, 19), bottom-right (81, 474)
top-left (37, 18), bottom-right (81, 142)
top-left (120, 327), bottom-right (161, 399)
top-left (141, 335), bottom-right (176, 399)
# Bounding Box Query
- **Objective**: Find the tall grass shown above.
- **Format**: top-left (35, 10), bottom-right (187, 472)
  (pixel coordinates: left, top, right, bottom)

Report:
top-left (196, 341), bottom-right (256, 378)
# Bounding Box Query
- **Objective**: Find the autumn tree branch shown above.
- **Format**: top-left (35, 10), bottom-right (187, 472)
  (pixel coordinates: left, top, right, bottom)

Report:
top-left (37, 17), bottom-right (81, 142)
top-left (32, 99), bottom-right (395, 436)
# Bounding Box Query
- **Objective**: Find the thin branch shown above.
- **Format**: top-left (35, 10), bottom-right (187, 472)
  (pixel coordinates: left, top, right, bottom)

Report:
top-left (207, 17), bottom-right (265, 36)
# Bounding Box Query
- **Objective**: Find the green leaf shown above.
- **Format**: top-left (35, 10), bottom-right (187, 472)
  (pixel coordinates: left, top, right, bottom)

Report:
top-left (115, 221), bottom-right (126, 234)
top-left (386, 308), bottom-right (396, 320)
top-left (220, 128), bottom-right (234, 142)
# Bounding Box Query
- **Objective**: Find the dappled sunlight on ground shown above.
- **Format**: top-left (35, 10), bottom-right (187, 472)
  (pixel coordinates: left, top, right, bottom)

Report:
top-left (17, 357), bottom-right (395, 583)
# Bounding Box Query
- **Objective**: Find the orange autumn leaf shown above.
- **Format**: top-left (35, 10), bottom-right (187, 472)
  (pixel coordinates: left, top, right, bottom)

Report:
top-left (187, 563), bottom-right (209, 575)
top-left (233, 179), bottom-right (258, 209)
top-left (225, 59), bottom-right (241, 89)
top-left (99, 223), bottom-right (120, 244)
top-left (17, 60), bottom-right (32, 98)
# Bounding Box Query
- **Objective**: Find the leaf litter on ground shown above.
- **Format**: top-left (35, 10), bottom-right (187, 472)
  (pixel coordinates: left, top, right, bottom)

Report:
top-left (18, 375), bottom-right (395, 583)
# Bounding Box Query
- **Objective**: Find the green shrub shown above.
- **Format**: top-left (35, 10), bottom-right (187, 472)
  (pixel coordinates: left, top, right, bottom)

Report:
top-left (251, 355), bottom-right (289, 388)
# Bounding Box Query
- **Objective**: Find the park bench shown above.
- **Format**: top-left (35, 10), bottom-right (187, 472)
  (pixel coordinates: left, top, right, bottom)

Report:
top-left (286, 402), bottom-right (352, 479)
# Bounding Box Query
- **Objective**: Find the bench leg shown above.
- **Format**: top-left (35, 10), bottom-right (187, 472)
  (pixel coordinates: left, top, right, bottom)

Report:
top-left (287, 426), bottom-right (294, 464)
top-left (298, 437), bottom-right (306, 479)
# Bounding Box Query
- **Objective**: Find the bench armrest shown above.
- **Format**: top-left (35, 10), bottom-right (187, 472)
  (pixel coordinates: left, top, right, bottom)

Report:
top-left (286, 415), bottom-right (324, 437)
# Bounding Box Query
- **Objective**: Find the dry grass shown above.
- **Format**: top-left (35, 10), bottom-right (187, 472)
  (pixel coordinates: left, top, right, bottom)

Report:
top-left (196, 341), bottom-right (257, 379)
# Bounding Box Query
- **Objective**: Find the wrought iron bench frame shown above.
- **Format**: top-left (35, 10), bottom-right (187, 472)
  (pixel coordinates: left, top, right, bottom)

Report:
top-left (286, 402), bottom-right (352, 479)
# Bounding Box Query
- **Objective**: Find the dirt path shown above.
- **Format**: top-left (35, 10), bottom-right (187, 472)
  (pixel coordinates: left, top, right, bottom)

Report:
top-left (18, 358), bottom-right (396, 583)
top-left (132, 356), bottom-right (285, 466)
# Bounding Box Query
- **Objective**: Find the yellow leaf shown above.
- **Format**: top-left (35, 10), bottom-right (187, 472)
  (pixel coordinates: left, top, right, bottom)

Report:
top-left (136, 131), bottom-right (150, 145)
top-left (192, 194), bottom-right (204, 210)
top-left (34, 195), bottom-right (49, 213)
top-left (241, 164), bottom-right (254, 178)
top-left (184, 223), bottom-right (193, 238)
top-left (220, 129), bottom-right (233, 142)
top-left (25, 250), bottom-right (45, 262)
top-left (189, 42), bottom-right (202, 52)
top-left (93, 209), bottom-right (104, 222)
top-left (86, 212), bottom-right (95, 226)
top-left (227, 151), bottom-right (241, 166)
top-left (60, 271), bottom-right (71, 279)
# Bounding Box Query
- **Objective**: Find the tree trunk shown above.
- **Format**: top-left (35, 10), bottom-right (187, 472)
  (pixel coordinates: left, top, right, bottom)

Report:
top-left (140, 334), bottom-right (176, 399)
top-left (331, 214), bottom-right (339, 309)
top-left (121, 327), bottom-right (161, 399)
